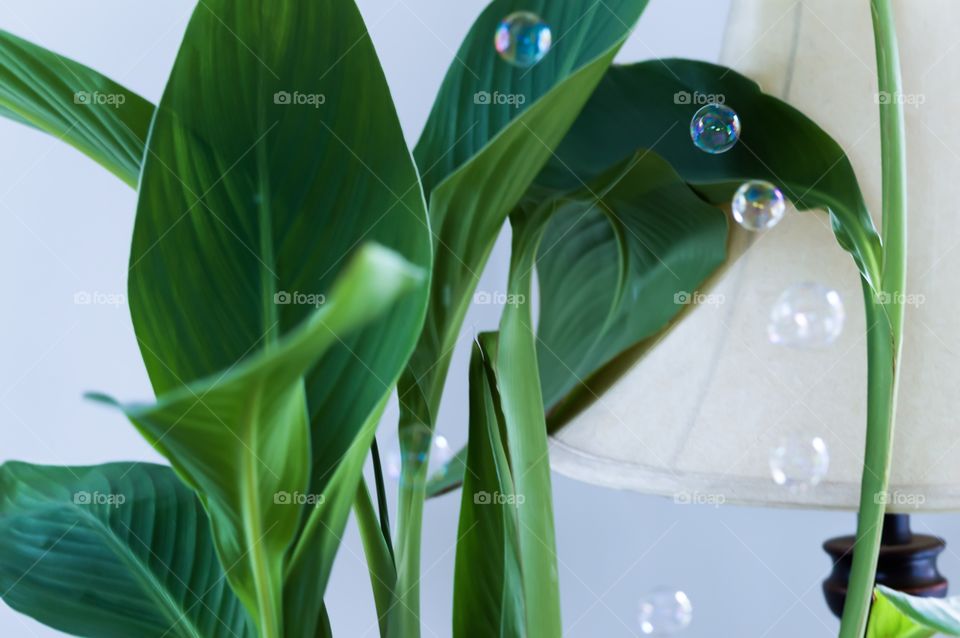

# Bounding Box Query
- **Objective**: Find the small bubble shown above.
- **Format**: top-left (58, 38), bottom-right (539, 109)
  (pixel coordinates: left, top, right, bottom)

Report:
top-left (768, 283), bottom-right (845, 348)
top-left (690, 103), bottom-right (741, 154)
top-left (770, 434), bottom-right (830, 492)
top-left (495, 12), bottom-right (552, 68)
top-left (638, 588), bottom-right (693, 635)
top-left (732, 180), bottom-right (786, 231)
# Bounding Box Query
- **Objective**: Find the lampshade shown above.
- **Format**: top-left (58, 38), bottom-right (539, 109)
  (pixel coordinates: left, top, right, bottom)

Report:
top-left (548, 0), bottom-right (960, 511)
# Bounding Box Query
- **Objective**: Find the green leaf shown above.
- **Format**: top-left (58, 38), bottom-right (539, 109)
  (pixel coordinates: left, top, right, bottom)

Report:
top-left (96, 244), bottom-right (423, 637)
top-left (354, 480), bottom-right (398, 638)
top-left (535, 150), bottom-right (728, 409)
top-left (398, 4), bottom-right (652, 628)
top-left (282, 393), bottom-right (390, 638)
top-left (0, 29), bottom-right (153, 187)
top-left (543, 58), bottom-right (882, 285)
top-left (453, 333), bottom-right (525, 638)
top-left (0, 461), bottom-right (253, 638)
top-left (427, 150), bottom-right (728, 498)
top-left (403, 0), bottom-right (652, 422)
top-left (128, 0), bottom-right (432, 498)
top-left (868, 586), bottom-right (960, 637)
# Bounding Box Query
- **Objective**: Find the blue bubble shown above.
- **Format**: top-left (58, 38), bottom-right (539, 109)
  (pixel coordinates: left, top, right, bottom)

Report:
top-left (495, 12), bottom-right (552, 68)
top-left (690, 103), bottom-right (741, 154)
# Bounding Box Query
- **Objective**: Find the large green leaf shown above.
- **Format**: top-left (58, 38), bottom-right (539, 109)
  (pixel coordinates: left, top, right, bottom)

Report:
top-left (541, 58), bottom-right (881, 284)
top-left (867, 586), bottom-right (960, 638)
top-left (97, 244), bottom-right (424, 636)
top-left (0, 29), bottom-right (153, 187)
top-left (402, 0), bottom-right (651, 422)
top-left (453, 333), bottom-right (524, 638)
top-left (534, 151), bottom-right (728, 409)
top-left (0, 462), bottom-right (253, 638)
top-left (129, 0), bottom-right (432, 498)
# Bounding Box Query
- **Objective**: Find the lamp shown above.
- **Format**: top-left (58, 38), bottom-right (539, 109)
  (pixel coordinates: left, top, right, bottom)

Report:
top-left (548, 0), bottom-right (958, 614)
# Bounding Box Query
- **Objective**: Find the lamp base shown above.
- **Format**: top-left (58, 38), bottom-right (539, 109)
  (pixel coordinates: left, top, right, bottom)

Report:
top-left (822, 514), bottom-right (947, 618)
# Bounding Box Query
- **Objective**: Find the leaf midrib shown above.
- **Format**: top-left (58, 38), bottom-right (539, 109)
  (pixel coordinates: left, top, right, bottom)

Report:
top-left (67, 503), bottom-right (206, 638)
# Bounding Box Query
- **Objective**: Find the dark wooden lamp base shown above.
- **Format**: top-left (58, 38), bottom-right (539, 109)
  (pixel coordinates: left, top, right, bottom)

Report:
top-left (822, 514), bottom-right (948, 618)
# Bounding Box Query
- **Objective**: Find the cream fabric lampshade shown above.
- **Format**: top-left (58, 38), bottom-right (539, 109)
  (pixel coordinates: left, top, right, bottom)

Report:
top-left (548, 0), bottom-right (960, 511)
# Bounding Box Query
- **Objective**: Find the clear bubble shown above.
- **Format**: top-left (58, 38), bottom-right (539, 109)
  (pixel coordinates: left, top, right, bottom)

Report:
top-left (769, 434), bottom-right (830, 492)
top-left (732, 180), bottom-right (786, 231)
top-left (495, 12), bottom-right (552, 68)
top-left (690, 103), bottom-right (741, 154)
top-left (638, 588), bottom-right (693, 635)
top-left (768, 283), bottom-right (846, 348)
top-left (382, 424), bottom-right (453, 487)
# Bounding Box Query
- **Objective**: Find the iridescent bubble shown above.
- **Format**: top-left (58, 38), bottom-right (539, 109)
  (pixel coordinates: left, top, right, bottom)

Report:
top-left (732, 180), bottom-right (786, 231)
top-left (638, 588), bottom-right (693, 635)
top-left (769, 434), bottom-right (830, 492)
top-left (495, 12), bottom-right (552, 68)
top-left (768, 283), bottom-right (846, 348)
top-left (690, 103), bottom-right (741, 154)
top-left (383, 424), bottom-right (453, 487)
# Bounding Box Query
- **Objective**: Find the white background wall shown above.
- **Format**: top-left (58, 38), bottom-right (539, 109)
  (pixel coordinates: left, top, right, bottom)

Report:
top-left (1, 1), bottom-right (958, 637)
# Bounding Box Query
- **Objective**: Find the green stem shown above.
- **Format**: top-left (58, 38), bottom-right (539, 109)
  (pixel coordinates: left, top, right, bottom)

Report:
top-left (495, 217), bottom-right (562, 635)
top-left (393, 423), bottom-right (431, 637)
top-left (838, 1), bottom-right (907, 636)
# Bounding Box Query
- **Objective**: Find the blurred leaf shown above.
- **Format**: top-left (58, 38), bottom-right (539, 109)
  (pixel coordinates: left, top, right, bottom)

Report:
top-left (95, 245), bottom-right (423, 634)
top-left (0, 29), bottom-right (153, 186)
top-left (0, 462), bottom-right (253, 638)
top-left (868, 586), bottom-right (960, 637)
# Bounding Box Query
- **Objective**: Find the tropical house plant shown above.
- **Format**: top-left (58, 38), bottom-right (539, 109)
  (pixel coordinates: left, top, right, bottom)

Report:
top-left (0, 0), bottom-right (929, 636)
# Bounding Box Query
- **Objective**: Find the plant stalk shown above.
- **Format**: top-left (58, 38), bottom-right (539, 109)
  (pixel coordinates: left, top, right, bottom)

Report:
top-left (838, 1), bottom-right (908, 636)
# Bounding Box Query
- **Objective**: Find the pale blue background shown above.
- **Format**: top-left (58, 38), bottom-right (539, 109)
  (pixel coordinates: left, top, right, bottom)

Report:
top-left (0, 1), bottom-right (956, 636)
